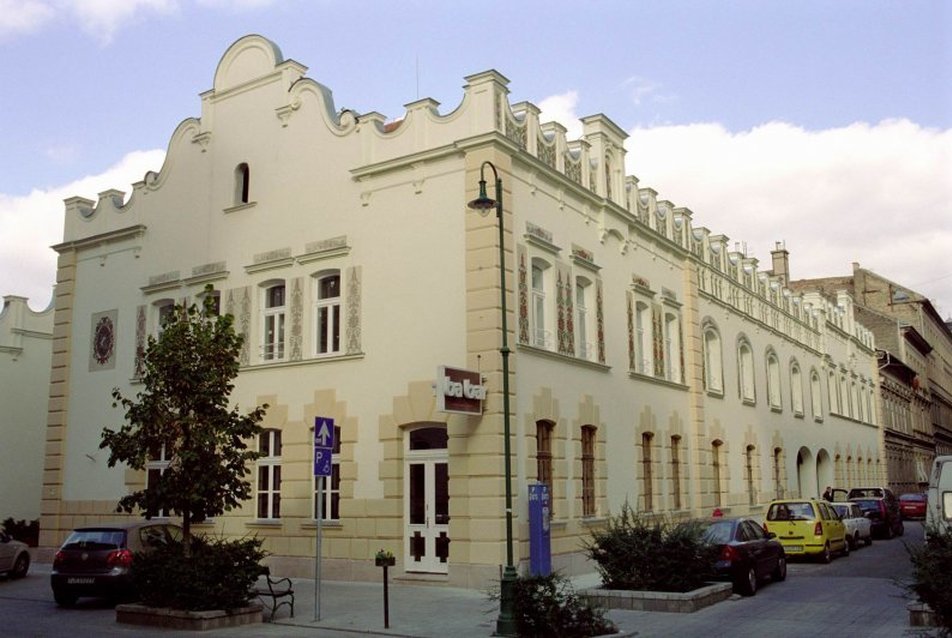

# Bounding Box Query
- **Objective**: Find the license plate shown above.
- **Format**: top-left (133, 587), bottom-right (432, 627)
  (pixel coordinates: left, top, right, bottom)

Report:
top-left (67, 577), bottom-right (95, 585)
top-left (785, 545), bottom-right (803, 552)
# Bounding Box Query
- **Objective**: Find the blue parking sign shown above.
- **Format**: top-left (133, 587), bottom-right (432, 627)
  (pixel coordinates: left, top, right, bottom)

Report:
top-left (314, 417), bottom-right (335, 477)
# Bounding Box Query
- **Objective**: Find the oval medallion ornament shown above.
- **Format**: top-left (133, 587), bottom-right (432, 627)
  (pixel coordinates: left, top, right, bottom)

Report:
top-left (93, 316), bottom-right (115, 365)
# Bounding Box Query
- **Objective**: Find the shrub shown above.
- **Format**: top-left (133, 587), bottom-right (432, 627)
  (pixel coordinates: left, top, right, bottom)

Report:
top-left (584, 502), bottom-right (717, 592)
top-left (2, 518), bottom-right (39, 547)
top-left (132, 534), bottom-right (265, 611)
top-left (511, 572), bottom-right (616, 638)
top-left (907, 523), bottom-right (952, 633)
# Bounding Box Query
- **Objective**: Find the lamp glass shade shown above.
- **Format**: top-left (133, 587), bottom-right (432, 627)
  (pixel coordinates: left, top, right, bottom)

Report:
top-left (467, 179), bottom-right (496, 210)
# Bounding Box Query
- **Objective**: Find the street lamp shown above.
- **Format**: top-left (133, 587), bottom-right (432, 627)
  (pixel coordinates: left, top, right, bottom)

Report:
top-left (468, 160), bottom-right (517, 637)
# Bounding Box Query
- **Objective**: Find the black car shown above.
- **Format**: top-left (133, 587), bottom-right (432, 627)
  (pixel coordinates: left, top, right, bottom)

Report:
top-left (850, 497), bottom-right (904, 539)
top-left (51, 521), bottom-right (182, 606)
top-left (703, 515), bottom-right (787, 596)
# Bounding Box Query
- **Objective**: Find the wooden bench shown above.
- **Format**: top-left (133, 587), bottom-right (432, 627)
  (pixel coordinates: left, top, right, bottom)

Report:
top-left (252, 566), bottom-right (294, 621)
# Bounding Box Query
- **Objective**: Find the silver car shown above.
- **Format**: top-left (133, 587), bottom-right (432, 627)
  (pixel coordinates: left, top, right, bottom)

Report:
top-left (0, 531), bottom-right (30, 579)
top-left (832, 501), bottom-right (873, 549)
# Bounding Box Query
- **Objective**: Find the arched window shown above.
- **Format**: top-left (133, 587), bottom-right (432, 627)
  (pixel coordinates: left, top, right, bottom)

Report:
top-left (828, 370), bottom-right (839, 414)
top-left (664, 311), bottom-right (682, 383)
top-left (702, 322), bottom-right (723, 393)
top-left (235, 163), bottom-right (250, 204)
top-left (531, 258), bottom-right (552, 349)
top-left (790, 361), bottom-right (804, 415)
top-left (738, 337), bottom-right (755, 403)
top-left (766, 349), bottom-right (782, 410)
top-left (810, 369), bottom-right (823, 420)
top-left (635, 301), bottom-right (652, 375)
top-left (314, 270), bottom-right (341, 355)
top-left (576, 277), bottom-right (594, 360)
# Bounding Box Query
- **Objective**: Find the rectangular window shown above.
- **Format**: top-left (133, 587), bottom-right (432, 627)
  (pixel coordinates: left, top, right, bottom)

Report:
top-left (257, 430), bottom-right (282, 519)
top-left (712, 442), bottom-right (722, 507)
top-left (671, 436), bottom-right (682, 510)
top-left (642, 433), bottom-right (653, 511)
top-left (536, 421), bottom-right (553, 516)
top-left (146, 444), bottom-right (170, 518)
top-left (263, 284), bottom-right (286, 361)
top-left (531, 263), bottom-right (549, 348)
top-left (316, 274), bottom-right (341, 355)
top-left (314, 426), bottom-right (342, 520)
top-left (581, 426), bottom-right (595, 517)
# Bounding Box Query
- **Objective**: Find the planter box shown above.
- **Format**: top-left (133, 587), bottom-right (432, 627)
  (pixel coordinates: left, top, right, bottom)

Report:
top-left (116, 601), bottom-right (264, 631)
top-left (375, 556), bottom-right (396, 567)
top-left (908, 602), bottom-right (938, 627)
top-left (581, 582), bottom-right (732, 614)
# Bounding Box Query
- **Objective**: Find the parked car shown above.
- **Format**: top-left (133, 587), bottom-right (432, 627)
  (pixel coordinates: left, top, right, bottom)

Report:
top-left (850, 495), bottom-right (904, 539)
top-left (899, 493), bottom-right (927, 520)
top-left (702, 515), bottom-right (786, 596)
top-left (0, 531), bottom-right (30, 579)
top-left (51, 521), bottom-right (182, 606)
top-left (831, 501), bottom-right (873, 549)
top-left (926, 455), bottom-right (952, 539)
top-left (764, 499), bottom-right (849, 563)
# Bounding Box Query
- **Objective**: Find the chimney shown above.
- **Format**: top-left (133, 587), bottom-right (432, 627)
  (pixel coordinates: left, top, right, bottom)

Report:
top-left (771, 241), bottom-right (790, 285)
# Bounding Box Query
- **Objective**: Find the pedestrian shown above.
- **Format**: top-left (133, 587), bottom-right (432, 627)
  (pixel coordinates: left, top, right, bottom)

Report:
top-left (822, 486), bottom-right (834, 501)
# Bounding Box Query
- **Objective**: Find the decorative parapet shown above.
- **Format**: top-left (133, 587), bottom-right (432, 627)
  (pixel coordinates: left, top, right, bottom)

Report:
top-left (141, 270), bottom-right (181, 294)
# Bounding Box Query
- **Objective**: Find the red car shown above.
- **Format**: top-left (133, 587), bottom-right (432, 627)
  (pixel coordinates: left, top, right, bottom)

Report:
top-left (899, 493), bottom-right (927, 520)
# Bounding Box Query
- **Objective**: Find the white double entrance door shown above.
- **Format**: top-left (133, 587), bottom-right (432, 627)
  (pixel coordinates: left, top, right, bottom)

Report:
top-left (404, 452), bottom-right (449, 574)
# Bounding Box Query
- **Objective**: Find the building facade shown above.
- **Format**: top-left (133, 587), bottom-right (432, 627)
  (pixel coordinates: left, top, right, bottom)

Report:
top-left (1, 295), bottom-right (53, 521)
top-left (792, 263), bottom-right (952, 492)
top-left (40, 35), bottom-right (883, 587)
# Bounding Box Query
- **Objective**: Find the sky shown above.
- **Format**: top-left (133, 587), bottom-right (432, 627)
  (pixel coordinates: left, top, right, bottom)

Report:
top-left (1, 0), bottom-right (950, 321)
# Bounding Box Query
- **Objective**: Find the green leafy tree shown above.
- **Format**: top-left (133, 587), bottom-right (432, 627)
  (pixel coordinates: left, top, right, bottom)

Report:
top-left (101, 286), bottom-right (267, 545)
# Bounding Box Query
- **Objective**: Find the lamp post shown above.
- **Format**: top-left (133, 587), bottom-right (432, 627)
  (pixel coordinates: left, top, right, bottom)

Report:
top-left (468, 160), bottom-right (516, 637)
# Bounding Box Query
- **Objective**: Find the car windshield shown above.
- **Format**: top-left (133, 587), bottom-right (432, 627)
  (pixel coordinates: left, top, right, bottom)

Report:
top-left (62, 529), bottom-right (126, 551)
top-left (703, 521), bottom-right (734, 544)
top-left (849, 488), bottom-right (884, 498)
top-left (832, 504), bottom-right (850, 517)
top-left (767, 502), bottom-right (813, 521)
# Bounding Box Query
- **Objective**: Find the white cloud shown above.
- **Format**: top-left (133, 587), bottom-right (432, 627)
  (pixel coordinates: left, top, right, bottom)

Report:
top-left (0, 0), bottom-right (55, 38)
top-left (625, 119), bottom-right (952, 317)
top-left (66, 0), bottom-right (179, 44)
top-left (537, 91), bottom-right (583, 140)
top-left (0, 149), bottom-right (165, 310)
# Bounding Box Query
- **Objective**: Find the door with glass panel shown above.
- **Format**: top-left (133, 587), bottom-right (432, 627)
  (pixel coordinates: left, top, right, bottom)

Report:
top-left (405, 426), bottom-right (449, 574)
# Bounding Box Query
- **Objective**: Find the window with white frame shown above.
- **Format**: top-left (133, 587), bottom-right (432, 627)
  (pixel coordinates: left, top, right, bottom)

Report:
top-left (575, 277), bottom-right (594, 360)
top-left (314, 425), bottom-right (341, 521)
top-left (738, 338), bottom-right (755, 403)
top-left (155, 299), bottom-right (175, 338)
top-left (828, 370), bottom-right (839, 414)
top-left (766, 349), bottom-right (782, 410)
top-left (146, 443), bottom-right (171, 518)
top-left (634, 300), bottom-right (652, 375)
top-left (791, 361), bottom-right (804, 416)
top-left (314, 271), bottom-right (341, 356)
top-left (261, 282), bottom-right (286, 361)
top-left (257, 429), bottom-right (281, 520)
top-left (663, 310), bottom-right (682, 383)
top-left (531, 258), bottom-right (552, 349)
top-left (702, 323), bottom-right (723, 393)
top-left (536, 420), bottom-right (554, 516)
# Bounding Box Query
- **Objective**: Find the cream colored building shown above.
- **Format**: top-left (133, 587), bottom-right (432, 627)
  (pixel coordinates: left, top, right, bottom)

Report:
top-left (40, 35), bottom-right (883, 587)
top-left (1, 295), bottom-right (53, 521)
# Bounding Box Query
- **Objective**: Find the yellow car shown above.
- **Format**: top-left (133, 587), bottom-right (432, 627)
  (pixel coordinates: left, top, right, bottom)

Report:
top-left (763, 499), bottom-right (849, 563)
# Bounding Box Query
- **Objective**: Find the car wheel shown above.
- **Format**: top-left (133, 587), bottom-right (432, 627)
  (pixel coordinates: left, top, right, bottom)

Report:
top-left (11, 554), bottom-right (29, 579)
top-left (820, 543), bottom-right (832, 564)
top-left (737, 566), bottom-right (757, 596)
top-left (848, 534), bottom-right (857, 551)
top-left (772, 556), bottom-right (787, 582)
top-left (54, 589), bottom-right (78, 607)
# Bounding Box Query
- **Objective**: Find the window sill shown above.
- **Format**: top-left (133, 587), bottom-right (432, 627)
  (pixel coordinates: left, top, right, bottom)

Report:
top-left (770, 405), bottom-right (783, 414)
top-left (628, 370), bottom-right (689, 391)
top-left (519, 343), bottom-right (611, 371)
top-left (243, 352), bottom-right (365, 371)
top-left (301, 520), bottom-right (343, 529)
top-left (224, 201), bottom-right (257, 214)
top-left (741, 398), bottom-right (756, 407)
top-left (247, 520), bottom-right (282, 528)
top-left (706, 388), bottom-right (725, 399)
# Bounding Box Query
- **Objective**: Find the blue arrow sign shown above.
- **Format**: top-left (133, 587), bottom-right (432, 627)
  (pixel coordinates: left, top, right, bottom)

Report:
top-left (314, 417), bottom-right (335, 477)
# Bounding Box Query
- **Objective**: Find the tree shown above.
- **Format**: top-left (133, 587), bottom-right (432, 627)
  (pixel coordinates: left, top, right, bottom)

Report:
top-left (101, 286), bottom-right (267, 544)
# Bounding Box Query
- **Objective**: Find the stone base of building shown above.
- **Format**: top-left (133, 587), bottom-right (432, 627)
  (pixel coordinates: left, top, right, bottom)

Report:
top-left (581, 582), bottom-right (733, 613)
top-left (115, 601), bottom-right (264, 630)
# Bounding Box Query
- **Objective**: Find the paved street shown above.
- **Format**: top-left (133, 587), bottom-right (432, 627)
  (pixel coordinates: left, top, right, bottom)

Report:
top-left (0, 521), bottom-right (940, 637)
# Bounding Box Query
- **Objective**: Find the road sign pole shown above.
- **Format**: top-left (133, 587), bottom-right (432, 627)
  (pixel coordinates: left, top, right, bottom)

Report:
top-left (315, 476), bottom-right (323, 621)
top-left (312, 417), bottom-right (335, 622)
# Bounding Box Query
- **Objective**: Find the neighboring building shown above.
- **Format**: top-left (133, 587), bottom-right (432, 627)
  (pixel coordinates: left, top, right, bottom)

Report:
top-left (0, 294), bottom-right (53, 521)
top-left (791, 263), bottom-right (952, 492)
top-left (40, 35), bottom-right (883, 587)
